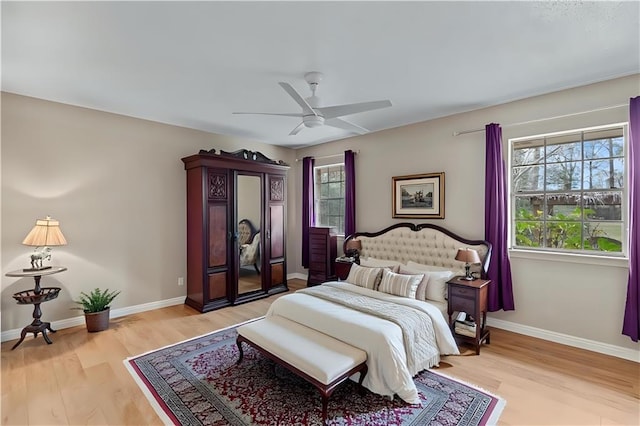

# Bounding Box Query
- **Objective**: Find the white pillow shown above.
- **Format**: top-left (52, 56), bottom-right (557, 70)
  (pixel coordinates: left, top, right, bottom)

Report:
top-left (424, 270), bottom-right (455, 302)
top-left (398, 265), bottom-right (431, 301)
top-left (345, 263), bottom-right (383, 290)
top-left (378, 268), bottom-right (423, 299)
top-left (360, 257), bottom-right (402, 273)
top-left (403, 262), bottom-right (455, 302)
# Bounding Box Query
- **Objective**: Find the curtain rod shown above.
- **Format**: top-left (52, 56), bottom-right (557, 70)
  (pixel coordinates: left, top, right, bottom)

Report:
top-left (452, 103), bottom-right (628, 136)
top-left (295, 149), bottom-right (360, 162)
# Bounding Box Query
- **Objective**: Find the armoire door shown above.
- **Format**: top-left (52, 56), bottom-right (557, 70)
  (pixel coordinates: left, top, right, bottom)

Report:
top-left (265, 173), bottom-right (287, 292)
top-left (184, 165), bottom-right (233, 312)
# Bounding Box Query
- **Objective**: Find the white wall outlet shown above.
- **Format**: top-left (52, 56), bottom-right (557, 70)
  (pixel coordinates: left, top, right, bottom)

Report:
top-left (178, 277), bottom-right (184, 286)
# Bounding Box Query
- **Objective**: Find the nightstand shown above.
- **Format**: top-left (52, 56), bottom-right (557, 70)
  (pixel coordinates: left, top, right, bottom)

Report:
top-left (334, 260), bottom-right (353, 281)
top-left (447, 276), bottom-right (491, 355)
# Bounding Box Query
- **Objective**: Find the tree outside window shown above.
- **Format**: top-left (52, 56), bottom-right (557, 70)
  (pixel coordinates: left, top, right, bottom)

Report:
top-left (314, 164), bottom-right (345, 234)
top-left (511, 125), bottom-right (626, 255)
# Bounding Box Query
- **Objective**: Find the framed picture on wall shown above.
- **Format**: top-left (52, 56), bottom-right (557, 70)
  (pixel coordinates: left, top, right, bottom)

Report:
top-left (392, 172), bottom-right (445, 219)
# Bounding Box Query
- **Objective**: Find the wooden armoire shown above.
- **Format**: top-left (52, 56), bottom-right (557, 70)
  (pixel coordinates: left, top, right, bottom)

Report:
top-left (181, 149), bottom-right (289, 312)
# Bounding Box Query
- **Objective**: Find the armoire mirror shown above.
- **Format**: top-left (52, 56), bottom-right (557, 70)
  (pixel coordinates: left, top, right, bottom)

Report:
top-left (237, 174), bottom-right (262, 296)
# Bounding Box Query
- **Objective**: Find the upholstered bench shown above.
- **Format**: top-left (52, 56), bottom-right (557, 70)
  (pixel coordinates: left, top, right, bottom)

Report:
top-left (236, 316), bottom-right (368, 423)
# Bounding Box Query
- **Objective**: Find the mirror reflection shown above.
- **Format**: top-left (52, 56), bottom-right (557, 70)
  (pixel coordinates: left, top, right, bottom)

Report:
top-left (237, 175), bottom-right (262, 295)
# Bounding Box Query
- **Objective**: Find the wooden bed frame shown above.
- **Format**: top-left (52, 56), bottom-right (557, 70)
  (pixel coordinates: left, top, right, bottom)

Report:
top-left (343, 223), bottom-right (492, 278)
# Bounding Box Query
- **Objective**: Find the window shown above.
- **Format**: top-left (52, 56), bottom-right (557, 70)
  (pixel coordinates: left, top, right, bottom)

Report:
top-left (314, 163), bottom-right (345, 234)
top-left (510, 124), bottom-right (626, 256)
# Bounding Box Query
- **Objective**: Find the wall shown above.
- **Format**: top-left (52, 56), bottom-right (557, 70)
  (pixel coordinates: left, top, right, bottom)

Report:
top-left (1, 93), bottom-right (296, 333)
top-left (2, 75), bottom-right (638, 360)
top-left (292, 74), bottom-right (639, 359)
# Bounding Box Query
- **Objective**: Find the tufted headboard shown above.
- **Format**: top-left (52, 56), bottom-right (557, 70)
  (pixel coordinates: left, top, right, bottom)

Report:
top-left (344, 223), bottom-right (492, 277)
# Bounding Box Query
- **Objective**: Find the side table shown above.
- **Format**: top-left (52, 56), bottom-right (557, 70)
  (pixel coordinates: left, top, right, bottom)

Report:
top-left (447, 276), bottom-right (491, 355)
top-left (334, 259), bottom-right (354, 280)
top-left (5, 266), bottom-right (67, 350)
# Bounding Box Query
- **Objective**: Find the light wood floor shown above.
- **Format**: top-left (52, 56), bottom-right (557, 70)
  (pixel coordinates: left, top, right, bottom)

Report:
top-left (1, 278), bottom-right (638, 425)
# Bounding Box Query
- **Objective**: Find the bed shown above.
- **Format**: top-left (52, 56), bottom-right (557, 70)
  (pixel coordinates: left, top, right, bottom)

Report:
top-left (266, 223), bottom-right (492, 404)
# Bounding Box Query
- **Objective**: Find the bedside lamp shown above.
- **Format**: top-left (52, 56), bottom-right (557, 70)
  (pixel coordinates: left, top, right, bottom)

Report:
top-left (345, 238), bottom-right (362, 264)
top-left (455, 248), bottom-right (481, 281)
top-left (22, 216), bottom-right (67, 271)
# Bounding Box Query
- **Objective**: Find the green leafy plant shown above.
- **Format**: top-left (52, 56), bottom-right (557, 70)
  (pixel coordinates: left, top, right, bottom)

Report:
top-left (73, 288), bottom-right (120, 313)
top-left (515, 206), bottom-right (622, 252)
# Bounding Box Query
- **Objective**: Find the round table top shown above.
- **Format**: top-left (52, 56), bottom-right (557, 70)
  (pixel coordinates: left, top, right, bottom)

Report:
top-left (5, 266), bottom-right (67, 278)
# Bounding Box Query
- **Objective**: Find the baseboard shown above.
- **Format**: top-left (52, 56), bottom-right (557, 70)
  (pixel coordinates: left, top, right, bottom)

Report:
top-left (2, 275), bottom-right (313, 343)
top-left (6, 287), bottom-right (634, 363)
top-left (1, 296), bottom-right (185, 343)
top-left (287, 272), bottom-right (307, 281)
top-left (487, 317), bottom-right (639, 363)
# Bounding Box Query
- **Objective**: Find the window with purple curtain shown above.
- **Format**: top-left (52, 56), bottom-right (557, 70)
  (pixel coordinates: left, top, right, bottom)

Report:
top-left (344, 150), bottom-right (356, 238)
top-left (302, 157), bottom-right (315, 269)
top-left (485, 123), bottom-right (515, 311)
top-left (622, 96), bottom-right (639, 342)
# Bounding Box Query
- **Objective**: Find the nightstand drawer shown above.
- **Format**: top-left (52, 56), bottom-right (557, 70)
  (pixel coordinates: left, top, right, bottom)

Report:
top-left (449, 296), bottom-right (475, 314)
top-left (450, 285), bottom-right (475, 298)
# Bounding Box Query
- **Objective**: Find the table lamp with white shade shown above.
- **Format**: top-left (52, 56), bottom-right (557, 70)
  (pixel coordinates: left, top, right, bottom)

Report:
top-left (22, 216), bottom-right (67, 271)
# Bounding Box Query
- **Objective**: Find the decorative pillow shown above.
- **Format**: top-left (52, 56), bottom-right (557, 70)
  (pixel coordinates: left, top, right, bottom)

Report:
top-left (345, 264), bottom-right (383, 290)
top-left (359, 257), bottom-right (401, 273)
top-left (398, 265), bottom-right (431, 301)
top-left (378, 268), bottom-right (423, 299)
top-left (404, 262), bottom-right (455, 302)
top-left (424, 270), bottom-right (455, 302)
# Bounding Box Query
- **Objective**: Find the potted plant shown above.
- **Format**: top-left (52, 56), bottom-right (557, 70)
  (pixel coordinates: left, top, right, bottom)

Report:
top-left (73, 288), bottom-right (120, 332)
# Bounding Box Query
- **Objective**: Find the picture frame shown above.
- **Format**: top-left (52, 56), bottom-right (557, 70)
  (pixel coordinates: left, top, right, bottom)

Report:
top-left (392, 172), bottom-right (445, 219)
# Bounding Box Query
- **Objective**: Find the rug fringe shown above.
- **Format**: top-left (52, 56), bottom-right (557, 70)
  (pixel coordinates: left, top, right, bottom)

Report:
top-left (123, 358), bottom-right (175, 425)
top-left (123, 317), bottom-right (265, 425)
top-left (428, 369), bottom-right (506, 425)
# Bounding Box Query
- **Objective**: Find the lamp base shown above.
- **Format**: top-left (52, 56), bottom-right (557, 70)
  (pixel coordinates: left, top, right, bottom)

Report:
top-left (462, 275), bottom-right (475, 281)
top-left (22, 266), bottom-right (52, 272)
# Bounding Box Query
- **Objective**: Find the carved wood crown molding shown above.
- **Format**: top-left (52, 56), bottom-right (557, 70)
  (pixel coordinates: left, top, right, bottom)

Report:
top-left (198, 149), bottom-right (289, 167)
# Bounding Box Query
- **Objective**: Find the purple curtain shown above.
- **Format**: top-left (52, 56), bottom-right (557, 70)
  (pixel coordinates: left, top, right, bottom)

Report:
top-left (344, 150), bottom-right (356, 237)
top-left (623, 96), bottom-right (639, 341)
top-left (484, 123), bottom-right (515, 311)
top-left (302, 157), bottom-right (315, 268)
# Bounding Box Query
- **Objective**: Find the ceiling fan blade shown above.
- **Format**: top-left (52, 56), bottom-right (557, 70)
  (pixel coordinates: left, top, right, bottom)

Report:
top-left (278, 82), bottom-right (318, 116)
top-left (325, 118), bottom-right (369, 135)
top-left (233, 112), bottom-right (302, 117)
top-left (316, 100), bottom-right (392, 119)
top-left (289, 122), bottom-right (306, 136)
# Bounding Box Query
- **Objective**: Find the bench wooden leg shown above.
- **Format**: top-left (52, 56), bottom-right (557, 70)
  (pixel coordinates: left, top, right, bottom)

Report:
top-left (236, 336), bottom-right (244, 365)
top-left (357, 364), bottom-right (368, 395)
top-left (322, 396), bottom-right (328, 424)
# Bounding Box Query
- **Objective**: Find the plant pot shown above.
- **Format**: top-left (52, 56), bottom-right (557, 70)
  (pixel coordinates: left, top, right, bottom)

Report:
top-left (84, 307), bottom-right (110, 332)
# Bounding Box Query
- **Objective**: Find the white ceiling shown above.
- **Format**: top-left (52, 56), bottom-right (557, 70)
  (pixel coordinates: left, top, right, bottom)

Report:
top-left (2, 1), bottom-right (639, 148)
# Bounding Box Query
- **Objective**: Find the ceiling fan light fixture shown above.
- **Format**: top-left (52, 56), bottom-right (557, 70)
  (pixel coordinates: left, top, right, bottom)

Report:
top-left (303, 115), bottom-right (325, 128)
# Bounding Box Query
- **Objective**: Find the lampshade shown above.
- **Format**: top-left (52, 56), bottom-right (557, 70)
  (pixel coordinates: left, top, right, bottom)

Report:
top-left (22, 216), bottom-right (67, 247)
top-left (345, 238), bottom-right (362, 251)
top-left (455, 248), bottom-right (480, 264)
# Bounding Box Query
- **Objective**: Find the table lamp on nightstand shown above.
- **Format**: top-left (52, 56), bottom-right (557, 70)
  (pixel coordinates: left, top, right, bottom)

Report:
top-left (344, 238), bottom-right (362, 264)
top-left (22, 216), bottom-right (67, 272)
top-left (455, 248), bottom-right (481, 280)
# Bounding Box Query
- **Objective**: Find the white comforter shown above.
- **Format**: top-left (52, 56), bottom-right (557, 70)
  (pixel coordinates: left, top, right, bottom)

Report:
top-left (265, 281), bottom-right (459, 403)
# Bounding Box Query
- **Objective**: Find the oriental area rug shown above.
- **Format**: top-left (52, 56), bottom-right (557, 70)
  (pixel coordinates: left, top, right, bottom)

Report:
top-left (125, 321), bottom-right (505, 425)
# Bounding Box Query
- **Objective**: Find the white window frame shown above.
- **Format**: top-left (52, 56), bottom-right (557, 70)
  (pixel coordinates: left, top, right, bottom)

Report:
top-left (314, 162), bottom-right (346, 235)
top-left (508, 122), bottom-right (629, 261)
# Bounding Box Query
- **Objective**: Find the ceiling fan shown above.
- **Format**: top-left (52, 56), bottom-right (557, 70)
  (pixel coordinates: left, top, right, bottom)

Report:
top-left (233, 72), bottom-right (392, 136)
